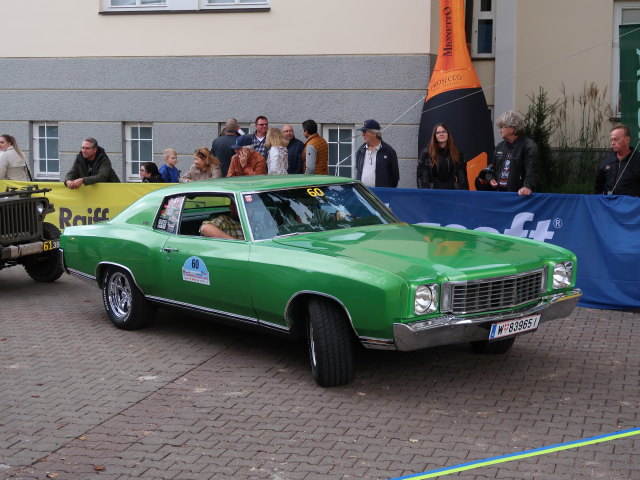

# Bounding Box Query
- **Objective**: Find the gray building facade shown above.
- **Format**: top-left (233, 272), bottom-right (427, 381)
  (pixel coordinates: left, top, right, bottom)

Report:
top-left (0, 55), bottom-right (433, 188)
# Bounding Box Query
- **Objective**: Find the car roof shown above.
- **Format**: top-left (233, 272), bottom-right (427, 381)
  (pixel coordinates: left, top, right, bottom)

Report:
top-left (160, 175), bottom-right (356, 195)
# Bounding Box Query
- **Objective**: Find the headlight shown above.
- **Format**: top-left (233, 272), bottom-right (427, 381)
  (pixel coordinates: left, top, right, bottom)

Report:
top-left (552, 261), bottom-right (573, 289)
top-left (415, 284), bottom-right (439, 315)
top-left (35, 201), bottom-right (47, 215)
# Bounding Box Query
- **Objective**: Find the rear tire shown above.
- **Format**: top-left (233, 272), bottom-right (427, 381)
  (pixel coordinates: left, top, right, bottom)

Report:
top-left (307, 298), bottom-right (354, 387)
top-left (102, 267), bottom-right (153, 330)
top-left (23, 222), bottom-right (64, 282)
top-left (470, 336), bottom-right (516, 354)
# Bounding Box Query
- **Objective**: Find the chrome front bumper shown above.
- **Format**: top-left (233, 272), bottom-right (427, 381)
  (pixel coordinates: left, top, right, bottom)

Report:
top-left (393, 289), bottom-right (582, 351)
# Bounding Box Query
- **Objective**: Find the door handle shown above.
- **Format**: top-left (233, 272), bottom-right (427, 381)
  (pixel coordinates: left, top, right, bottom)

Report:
top-left (162, 247), bottom-right (179, 252)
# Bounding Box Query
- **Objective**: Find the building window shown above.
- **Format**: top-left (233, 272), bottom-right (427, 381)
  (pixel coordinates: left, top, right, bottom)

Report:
top-left (467, 0), bottom-right (495, 58)
top-left (32, 123), bottom-right (60, 179)
top-left (323, 125), bottom-right (355, 178)
top-left (102, 0), bottom-right (269, 12)
top-left (612, 3), bottom-right (640, 115)
top-left (110, 0), bottom-right (166, 6)
top-left (125, 123), bottom-right (153, 181)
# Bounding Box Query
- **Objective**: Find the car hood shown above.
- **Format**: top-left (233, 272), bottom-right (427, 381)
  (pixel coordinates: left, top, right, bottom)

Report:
top-left (271, 223), bottom-right (560, 282)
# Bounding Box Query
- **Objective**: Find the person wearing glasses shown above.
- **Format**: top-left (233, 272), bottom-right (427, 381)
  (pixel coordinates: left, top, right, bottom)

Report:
top-left (250, 116), bottom-right (269, 158)
top-left (180, 147), bottom-right (222, 182)
top-left (482, 110), bottom-right (539, 196)
top-left (354, 119), bottom-right (399, 188)
top-left (64, 137), bottom-right (120, 189)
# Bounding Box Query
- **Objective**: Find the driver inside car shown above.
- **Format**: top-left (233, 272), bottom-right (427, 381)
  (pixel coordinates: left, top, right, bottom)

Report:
top-left (200, 200), bottom-right (244, 240)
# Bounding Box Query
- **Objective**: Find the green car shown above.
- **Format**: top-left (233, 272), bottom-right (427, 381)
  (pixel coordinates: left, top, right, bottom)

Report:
top-left (61, 175), bottom-right (581, 387)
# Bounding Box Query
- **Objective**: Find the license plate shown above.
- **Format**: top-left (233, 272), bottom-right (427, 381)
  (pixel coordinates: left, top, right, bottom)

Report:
top-left (489, 314), bottom-right (540, 340)
top-left (43, 239), bottom-right (60, 251)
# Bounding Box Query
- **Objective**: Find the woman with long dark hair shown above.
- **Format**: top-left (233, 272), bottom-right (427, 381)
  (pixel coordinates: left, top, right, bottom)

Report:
top-left (417, 123), bottom-right (468, 190)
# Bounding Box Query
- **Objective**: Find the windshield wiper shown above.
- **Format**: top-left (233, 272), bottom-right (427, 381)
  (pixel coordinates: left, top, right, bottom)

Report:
top-left (273, 231), bottom-right (314, 239)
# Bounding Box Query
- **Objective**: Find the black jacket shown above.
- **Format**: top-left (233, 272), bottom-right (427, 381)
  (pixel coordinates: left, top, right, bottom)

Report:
top-left (64, 146), bottom-right (120, 184)
top-left (416, 147), bottom-right (468, 189)
top-left (286, 137), bottom-right (305, 174)
top-left (594, 150), bottom-right (640, 196)
top-left (355, 141), bottom-right (399, 188)
top-left (487, 136), bottom-right (539, 192)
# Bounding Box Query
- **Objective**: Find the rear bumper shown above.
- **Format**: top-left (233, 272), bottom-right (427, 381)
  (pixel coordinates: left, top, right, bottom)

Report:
top-left (393, 289), bottom-right (582, 351)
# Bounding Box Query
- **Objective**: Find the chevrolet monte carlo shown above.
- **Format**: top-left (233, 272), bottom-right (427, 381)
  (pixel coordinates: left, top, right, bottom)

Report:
top-left (61, 176), bottom-right (581, 387)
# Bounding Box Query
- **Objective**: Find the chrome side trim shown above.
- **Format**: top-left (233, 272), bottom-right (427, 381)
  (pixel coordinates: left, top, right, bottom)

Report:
top-left (393, 289), bottom-right (581, 351)
top-left (146, 295), bottom-right (260, 325)
top-left (66, 267), bottom-right (97, 285)
top-left (146, 296), bottom-right (289, 334)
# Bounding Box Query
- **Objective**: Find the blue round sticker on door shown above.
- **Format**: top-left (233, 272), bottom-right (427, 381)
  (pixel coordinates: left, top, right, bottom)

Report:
top-left (181, 256), bottom-right (210, 285)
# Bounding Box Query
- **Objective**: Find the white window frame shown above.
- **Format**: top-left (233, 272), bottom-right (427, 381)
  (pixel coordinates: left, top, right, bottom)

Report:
top-left (125, 123), bottom-right (154, 182)
top-left (612, 2), bottom-right (640, 115)
top-left (101, 0), bottom-right (269, 13)
top-left (322, 124), bottom-right (356, 179)
top-left (199, 0), bottom-right (269, 10)
top-left (32, 122), bottom-right (60, 180)
top-left (471, 0), bottom-right (496, 58)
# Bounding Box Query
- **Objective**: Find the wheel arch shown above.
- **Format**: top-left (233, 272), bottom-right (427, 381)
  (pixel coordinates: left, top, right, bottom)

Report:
top-left (285, 291), bottom-right (356, 341)
top-left (96, 262), bottom-right (143, 292)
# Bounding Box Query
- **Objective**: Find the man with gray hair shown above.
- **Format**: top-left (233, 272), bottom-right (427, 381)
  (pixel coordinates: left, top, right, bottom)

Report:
top-left (484, 110), bottom-right (539, 195)
top-left (64, 137), bottom-right (120, 189)
top-left (354, 119), bottom-right (399, 188)
top-left (211, 118), bottom-right (240, 176)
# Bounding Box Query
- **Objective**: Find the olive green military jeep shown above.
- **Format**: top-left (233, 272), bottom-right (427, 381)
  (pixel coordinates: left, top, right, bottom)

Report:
top-left (0, 185), bottom-right (63, 282)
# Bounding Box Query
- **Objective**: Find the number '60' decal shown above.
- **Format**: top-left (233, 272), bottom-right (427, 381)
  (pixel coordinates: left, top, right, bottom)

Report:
top-left (306, 188), bottom-right (324, 197)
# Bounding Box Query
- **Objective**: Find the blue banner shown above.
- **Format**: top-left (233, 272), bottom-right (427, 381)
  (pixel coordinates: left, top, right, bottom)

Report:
top-left (372, 188), bottom-right (640, 310)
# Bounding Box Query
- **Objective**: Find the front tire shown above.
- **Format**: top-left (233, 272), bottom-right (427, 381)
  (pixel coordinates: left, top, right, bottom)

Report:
top-left (102, 267), bottom-right (153, 330)
top-left (23, 222), bottom-right (64, 282)
top-left (470, 336), bottom-right (516, 354)
top-left (307, 298), bottom-right (354, 387)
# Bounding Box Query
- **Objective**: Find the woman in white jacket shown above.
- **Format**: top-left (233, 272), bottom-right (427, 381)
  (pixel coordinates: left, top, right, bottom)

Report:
top-left (0, 134), bottom-right (30, 181)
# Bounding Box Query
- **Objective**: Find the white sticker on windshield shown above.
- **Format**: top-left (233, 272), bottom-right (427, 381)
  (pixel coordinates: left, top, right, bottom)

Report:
top-left (182, 256), bottom-right (210, 285)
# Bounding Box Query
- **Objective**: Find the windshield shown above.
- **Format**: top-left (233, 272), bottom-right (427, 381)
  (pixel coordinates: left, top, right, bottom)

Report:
top-left (242, 183), bottom-right (398, 240)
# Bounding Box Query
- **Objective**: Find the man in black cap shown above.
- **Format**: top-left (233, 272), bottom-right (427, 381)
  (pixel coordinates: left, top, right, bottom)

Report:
top-left (354, 119), bottom-right (399, 188)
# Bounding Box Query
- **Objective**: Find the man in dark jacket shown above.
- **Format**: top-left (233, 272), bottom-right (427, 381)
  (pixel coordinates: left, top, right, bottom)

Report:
top-left (282, 124), bottom-right (304, 174)
top-left (594, 124), bottom-right (640, 196)
top-left (211, 118), bottom-right (240, 176)
top-left (64, 137), bottom-right (120, 189)
top-left (485, 111), bottom-right (538, 195)
top-left (354, 119), bottom-right (399, 188)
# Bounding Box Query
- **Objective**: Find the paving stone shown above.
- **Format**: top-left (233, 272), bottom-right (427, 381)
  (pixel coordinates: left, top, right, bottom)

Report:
top-left (1, 268), bottom-right (638, 480)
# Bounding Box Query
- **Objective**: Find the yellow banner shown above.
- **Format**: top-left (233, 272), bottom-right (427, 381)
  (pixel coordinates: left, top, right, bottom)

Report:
top-left (0, 180), bottom-right (172, 230)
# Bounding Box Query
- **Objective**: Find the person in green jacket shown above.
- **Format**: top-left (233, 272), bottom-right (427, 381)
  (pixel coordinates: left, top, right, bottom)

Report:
top-left (64, 137), bottom-right (120, 189)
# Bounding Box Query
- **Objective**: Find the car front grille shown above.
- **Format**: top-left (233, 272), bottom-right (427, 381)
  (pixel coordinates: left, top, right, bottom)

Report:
top-left (0, 199), bottom-right (41, 246)
top-left (441, 269), bottom-right (546, 315)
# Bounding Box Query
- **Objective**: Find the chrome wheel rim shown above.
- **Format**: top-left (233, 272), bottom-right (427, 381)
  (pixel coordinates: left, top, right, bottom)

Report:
top-left (108, 271), bottom-right (132, 320)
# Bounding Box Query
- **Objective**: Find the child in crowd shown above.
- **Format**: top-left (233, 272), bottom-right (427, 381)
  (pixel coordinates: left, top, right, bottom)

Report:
top-left (159, 148), bottom-right (180, 183)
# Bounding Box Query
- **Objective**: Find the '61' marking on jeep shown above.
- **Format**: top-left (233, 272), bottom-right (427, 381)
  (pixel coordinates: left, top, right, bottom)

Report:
top-left (43, 240), bottom-right (60, 251)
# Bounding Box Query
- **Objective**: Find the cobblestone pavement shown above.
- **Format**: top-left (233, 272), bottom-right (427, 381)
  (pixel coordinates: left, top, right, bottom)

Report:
top-left (1, 267), bottom-right (638, 480)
